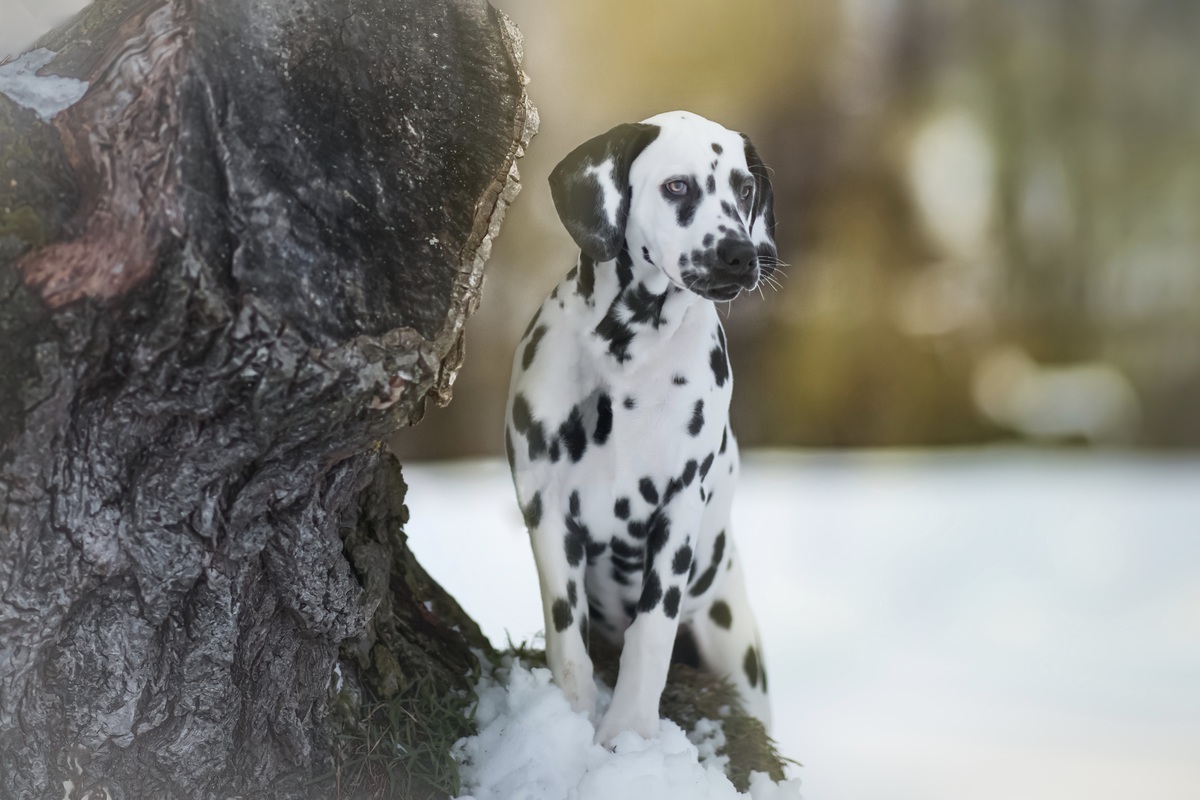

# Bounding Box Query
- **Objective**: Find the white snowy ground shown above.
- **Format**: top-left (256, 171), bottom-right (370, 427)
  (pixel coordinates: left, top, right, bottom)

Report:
top-left (402, 449), bottom-right (1200, 800)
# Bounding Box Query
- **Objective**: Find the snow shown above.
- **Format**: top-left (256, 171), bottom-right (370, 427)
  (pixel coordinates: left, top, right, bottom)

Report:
top-left (404, 448), bottom-right (1200, 800)
top-left (0, 48), bottom-right (89, 121)
top-left (451, 654), bottom-right (800, 800)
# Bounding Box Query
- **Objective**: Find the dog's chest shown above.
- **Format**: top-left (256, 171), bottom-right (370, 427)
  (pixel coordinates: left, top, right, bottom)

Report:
top-left (511, 279), bottom-right (739, 636)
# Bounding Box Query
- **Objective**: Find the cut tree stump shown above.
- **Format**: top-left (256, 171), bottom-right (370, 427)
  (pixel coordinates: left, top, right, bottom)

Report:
top-left (0, 0), bottom-right (536, 796)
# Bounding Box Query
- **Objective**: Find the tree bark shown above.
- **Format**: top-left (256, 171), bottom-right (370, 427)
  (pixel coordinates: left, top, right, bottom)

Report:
top-left (0, 0), bottom-right (536, 796)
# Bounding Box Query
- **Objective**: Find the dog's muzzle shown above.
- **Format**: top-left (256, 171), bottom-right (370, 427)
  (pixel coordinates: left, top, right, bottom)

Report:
top-left (696, 238), bottom-right (758, 300)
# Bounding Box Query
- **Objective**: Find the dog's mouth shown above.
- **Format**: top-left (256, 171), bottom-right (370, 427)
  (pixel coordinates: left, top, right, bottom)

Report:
top-left (683, 269), bottom-right (759, 302)
top-left (700, 283), bottom-right (743, 302)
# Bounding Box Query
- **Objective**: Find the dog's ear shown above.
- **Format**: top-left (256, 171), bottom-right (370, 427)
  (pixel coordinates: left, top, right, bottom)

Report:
top-left (740, 134), bottom-right (777, 246)
top-left (549, 122), bottom-right (661, 262)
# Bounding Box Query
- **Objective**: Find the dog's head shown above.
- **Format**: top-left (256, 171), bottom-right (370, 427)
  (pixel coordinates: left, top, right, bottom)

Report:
top-left (549, 111), bottom-right (777, 302)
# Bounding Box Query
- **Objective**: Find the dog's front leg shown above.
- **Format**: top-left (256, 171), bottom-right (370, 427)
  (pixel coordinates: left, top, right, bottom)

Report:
top-left (528, 492), bottom-right (597, 720)
top-left (595, 502), bottom-right (701, 746)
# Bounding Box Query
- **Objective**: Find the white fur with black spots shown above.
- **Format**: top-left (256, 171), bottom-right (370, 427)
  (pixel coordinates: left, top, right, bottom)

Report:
top-left (505, 111), bottom-right (777, 746)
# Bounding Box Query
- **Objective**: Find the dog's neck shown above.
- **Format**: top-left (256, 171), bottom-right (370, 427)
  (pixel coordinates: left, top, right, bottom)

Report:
top-left (570, 244), bottom-right (712, 367)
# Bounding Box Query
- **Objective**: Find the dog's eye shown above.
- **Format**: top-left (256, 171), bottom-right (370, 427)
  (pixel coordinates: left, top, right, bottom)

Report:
top-left (740, 183), bottom-right (753, 201)
top-left (665, 179), bottom-right (688, 196)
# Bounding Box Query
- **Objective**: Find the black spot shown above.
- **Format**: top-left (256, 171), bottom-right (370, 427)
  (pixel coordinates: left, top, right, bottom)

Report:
top-left (678, 254), bottom-right (688, 268)
top-left (663, 586), bottom-right (682, 619)
top-left (528, 424), bottom-right (548, 460)
top-left (549, 439), bottom-right (562, 462)
top-left (761, 664), bottom-right (768, 693)
top-left (688, 400), bottom-right (705, 436)
top-left (623, 600), bottom-right (639, 621)
top-left (578, 253), bottom-right (596, 300)
top-left (706, 174), bottom-right (716, 194)
top-left (627, 519), bottom-right (647, 540)
top-left (511, 394), bottom-right (548, 461)
top-left (672, 544), bottom-right (693, 575)
top-left (610, 537), bottom-right (643, 560)
top-left (689, 531), bottom-right (726, 597)
top-left (523, 492), bottom-right (543, 529)
top-left (521, 305), bottom-right (543, 339)
top-left (586, 540), bottom-right (607, 563)
top-left (569, 490), bottom-right (581, 518)
top-left (690, 247), bottom-right (716, 268)
top-left (720, 200), bottom-right (740, 219)
top-left (612, 555), bottom-right (641, 575)
top-left (719, 427), bottom-right (728, 454)
top-left (594, 393), bottom-right (613, 444)
top-left (559, 407), bottom-right (588, 462)
top-left (612, 567), bottom-right (633, 586)
top-left (522, 325), bottom-right (548, 370)
top-left (744, 646), bottom-right (760, 689)
top-left (614, 497), bottom-right (631, 519)
top-left (639, 477), bottom-right (659, 505)
top-left (730, 169), bottom-right (754, 217)
top-left (661, 175), bottom-right (702, 226)
top-left (703, 233), bottom-right (714, 247)
top-left (625, 282), bottom-right (668, 327)
top-left (567, 579), bottom-right (578, 607)
top-left (709, 600), bottom-right (733, 629)
top-left (505, 428), bottom-right (516, 470)
top-left (641, 245), bottom-right (655, 266)
top-left (713, 530), bottom-right (727, 563)
top-left (682, 459), bottom-right (698, 486)
top-left (616, 245), bottom-right (634, 288)
top-left (662, 477), bottom-right (684, 504)
top-left (553, 598), bottom-right (573, 632)
top-left (672, 374), bottom-right (688, 386)
top-left (646, 510), bottom-right (671, 559)
top-left (566, 265), bottom-right (578, 281)
top-left (580, 615), bottom-right (589, 645)
top-left (710, 346), bottom-right (729, 387)
top-left (589, 600), bottom-right (607, 624)
top-left (711, 142), bottom-right (723, 155)
top-left (511, 393), bottom-right (532, 430)
top-left (595, 309), bottom-right (635, 363)
top-left (624, 396), bottom-right (637, 410)
top-left (564, 516), bottom-right (589, 567)
top-left (699, 453), bottom-right (715, 480)
top-left (637, 570), bottom-right (663, 613)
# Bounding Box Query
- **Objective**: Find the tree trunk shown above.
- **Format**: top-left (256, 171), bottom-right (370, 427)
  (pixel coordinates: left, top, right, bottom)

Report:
top-left (0, 0), bottom-right (536, 796)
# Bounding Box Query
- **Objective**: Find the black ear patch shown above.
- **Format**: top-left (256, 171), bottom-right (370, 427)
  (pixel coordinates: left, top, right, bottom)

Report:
top-left (549, 123), bottom-right (662, 262)
top-left (740, 134), bottom-right (777, 242)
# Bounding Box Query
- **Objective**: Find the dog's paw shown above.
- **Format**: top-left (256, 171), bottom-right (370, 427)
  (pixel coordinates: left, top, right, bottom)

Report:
top-left (594, 704), bottom-right (660, 748)
top-left (562, 673), bottom-right (598, 719)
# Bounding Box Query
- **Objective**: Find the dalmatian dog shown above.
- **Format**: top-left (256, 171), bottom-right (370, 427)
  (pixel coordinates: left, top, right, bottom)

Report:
top-left (505, 110), bottom-right (777, 746)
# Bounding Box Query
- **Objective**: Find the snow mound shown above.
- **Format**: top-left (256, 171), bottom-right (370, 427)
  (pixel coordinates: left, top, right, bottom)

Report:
top-left (452, 656), bottom-right (801, 800)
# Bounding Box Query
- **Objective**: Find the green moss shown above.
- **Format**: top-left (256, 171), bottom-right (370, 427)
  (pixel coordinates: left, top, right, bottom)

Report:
top-left (0, 205), bottom-right (46, 250)
top-left (319, 667), bottom-right (478, 800)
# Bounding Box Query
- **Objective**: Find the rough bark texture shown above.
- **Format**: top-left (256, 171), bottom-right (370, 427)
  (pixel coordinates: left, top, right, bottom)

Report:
top-left (0, 0), bottom-right (536, 796)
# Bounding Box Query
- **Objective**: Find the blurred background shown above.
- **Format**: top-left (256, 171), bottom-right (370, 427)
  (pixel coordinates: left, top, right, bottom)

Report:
top-left (5, 2), bottom-right (1199, 799)
top-left (390, 0), bottom-right (1200, 458)
top-left (6, 0), bottom-right (1197, 453)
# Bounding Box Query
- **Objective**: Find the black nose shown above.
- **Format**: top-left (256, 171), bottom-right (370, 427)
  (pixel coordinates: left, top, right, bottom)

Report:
top-left (717, 239), bottom-right (757, 270)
